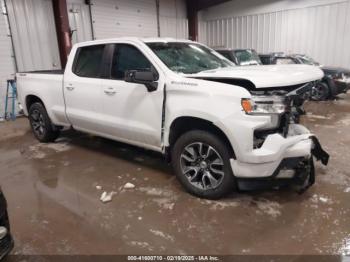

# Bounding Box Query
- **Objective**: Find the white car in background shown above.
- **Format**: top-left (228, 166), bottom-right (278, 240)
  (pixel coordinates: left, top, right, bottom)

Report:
top-left (16, 38), bottom-right (329, 199)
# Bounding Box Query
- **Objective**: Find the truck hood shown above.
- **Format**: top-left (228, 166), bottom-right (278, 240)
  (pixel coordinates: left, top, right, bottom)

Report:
top-left (186, 64), bottom-right (324, 88)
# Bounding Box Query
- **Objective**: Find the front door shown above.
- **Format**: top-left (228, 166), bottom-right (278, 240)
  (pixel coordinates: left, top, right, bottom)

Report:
top-left (99, 44), bottom-right (164, 150)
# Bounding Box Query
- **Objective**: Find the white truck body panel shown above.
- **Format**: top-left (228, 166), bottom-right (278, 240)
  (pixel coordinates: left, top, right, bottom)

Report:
top-left (16, 73), bottom-right (68, 126)
top-left (188, 64), bottom-right (324, 88)
top-left (16, 37), bottom-right (325, 179)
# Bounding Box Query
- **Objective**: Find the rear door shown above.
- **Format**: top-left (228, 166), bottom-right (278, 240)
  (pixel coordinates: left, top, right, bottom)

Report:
top-left (64, 44), bottom-right (106, 133)
top-left (99, 43), bottom-right (164, 150)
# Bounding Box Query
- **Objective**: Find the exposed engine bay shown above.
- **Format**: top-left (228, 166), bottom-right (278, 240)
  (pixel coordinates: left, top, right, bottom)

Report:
top-left (197, 77), bottom-right (318, 148)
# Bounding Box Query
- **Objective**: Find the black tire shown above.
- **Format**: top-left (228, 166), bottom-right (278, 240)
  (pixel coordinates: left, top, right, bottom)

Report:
top-left (311, 82), bottom-right (330, 101)
top-left (28, 102), bottom-right (60, 143)
top-left (172, 130), bottom-right (236, 199)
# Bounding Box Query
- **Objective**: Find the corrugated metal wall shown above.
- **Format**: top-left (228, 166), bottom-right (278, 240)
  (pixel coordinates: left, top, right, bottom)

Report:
top-left (91, 0), bottom-right (158, 39)
top-left (67, 1), bottom-right (93, 45)
top-left (90, 0), bottom-right (188, 39)
top-left (159, 0), bottom-right (188, 39)
top-left (5, 0), bottom-right (61, 72)
top-left (0, 0), bottom-right (16, 119)
top-left (199, 0), bottom-right (350, 68)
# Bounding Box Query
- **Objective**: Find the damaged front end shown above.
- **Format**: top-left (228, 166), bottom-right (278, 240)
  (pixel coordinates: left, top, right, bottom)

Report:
top-left (236, 82), bottom-right (330, 192)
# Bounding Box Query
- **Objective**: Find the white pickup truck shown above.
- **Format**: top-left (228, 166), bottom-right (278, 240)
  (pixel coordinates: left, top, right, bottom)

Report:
top-left (16, 38), bottom-right (329, 199)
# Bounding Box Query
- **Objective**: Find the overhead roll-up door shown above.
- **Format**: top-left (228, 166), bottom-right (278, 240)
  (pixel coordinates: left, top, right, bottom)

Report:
top-left (0, 0), bottom-right (16, 118)
top-left (90, 0), bottom-right (158, 39)
top-left (67, 0), bottom-right (93, 44)
top-left (5, 0), bottom-right (61, 71)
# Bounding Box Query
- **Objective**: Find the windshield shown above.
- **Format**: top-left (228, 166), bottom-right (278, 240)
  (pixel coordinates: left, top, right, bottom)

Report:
top-left (146, 42), bottom-right (234, 74)
top-left (234, 49), bottom-right (262, 65)
top-left (298, 55), bottom-right (320, 66)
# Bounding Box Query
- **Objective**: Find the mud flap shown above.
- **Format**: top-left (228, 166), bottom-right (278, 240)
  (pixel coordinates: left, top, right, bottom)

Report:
top-left (310, 136), bottom-right (330, 166)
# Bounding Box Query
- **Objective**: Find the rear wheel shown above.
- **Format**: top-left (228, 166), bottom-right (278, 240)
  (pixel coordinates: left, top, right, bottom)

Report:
top-left (311, 82), bottom-right (329, 101)
top-left (172, 130), bottom-right (236, 199)
top-left (28, 102), bottom-right (60, 142)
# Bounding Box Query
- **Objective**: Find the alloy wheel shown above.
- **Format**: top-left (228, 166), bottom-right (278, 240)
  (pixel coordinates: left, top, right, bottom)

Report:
top-left (311, 84), bottom-right (327, 100)
top-left (180, 142), bottom-right (225, 190)
top-left (30, 109), bottom-right (46, 137)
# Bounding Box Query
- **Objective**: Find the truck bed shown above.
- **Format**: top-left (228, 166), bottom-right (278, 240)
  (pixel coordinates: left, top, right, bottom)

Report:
top-left (16, 71), bottom-right (68, 126)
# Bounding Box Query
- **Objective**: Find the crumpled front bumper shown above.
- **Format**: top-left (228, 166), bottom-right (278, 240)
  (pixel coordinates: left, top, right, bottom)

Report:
top-left (230, 124), bottom-right (329, 179)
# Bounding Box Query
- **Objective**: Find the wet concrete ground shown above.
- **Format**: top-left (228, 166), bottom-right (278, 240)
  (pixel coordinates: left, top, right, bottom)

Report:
top-left (0, 95), bottom-right (350, 256)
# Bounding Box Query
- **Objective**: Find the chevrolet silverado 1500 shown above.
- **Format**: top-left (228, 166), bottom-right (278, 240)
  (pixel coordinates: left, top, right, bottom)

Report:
top-left (16, 38), bottom-right (329, 199)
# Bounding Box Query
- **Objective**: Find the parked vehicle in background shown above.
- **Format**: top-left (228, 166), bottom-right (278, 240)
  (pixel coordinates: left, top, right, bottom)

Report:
top-left (259, 53), bottom-right (297, 65)
top-left (292, 54), bottom-right (350, 100)
top-left (0, 187), bottom-right (13, 260)
top-left (259, 53), bottom-right (350, 100)
top-left (291, 54), bottom-right (320, 66)
top-left (17, 38), bottom-right (329, 199)
top-left (216, 48), bottom-right (262, 66)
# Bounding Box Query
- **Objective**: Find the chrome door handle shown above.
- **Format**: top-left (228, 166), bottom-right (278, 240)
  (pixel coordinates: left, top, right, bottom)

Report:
top-left (66, 85), bottom-right (75, 91)
top-left (104, 87), bottom-right (116, 95)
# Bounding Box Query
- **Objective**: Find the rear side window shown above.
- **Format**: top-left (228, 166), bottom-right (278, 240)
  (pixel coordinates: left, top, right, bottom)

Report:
top-left (217, 51), bottom-right (230, 60)
top-left (260, 56), bottom-right (271, 65)
top-left (111, 44), bottom-right (152, 79)
top-left (73, 45), bottom-right (105, 78)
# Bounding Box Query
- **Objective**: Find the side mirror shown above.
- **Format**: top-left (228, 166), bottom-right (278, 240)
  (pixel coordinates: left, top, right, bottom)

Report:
top-left (125, 70), bottom-right (158, 92)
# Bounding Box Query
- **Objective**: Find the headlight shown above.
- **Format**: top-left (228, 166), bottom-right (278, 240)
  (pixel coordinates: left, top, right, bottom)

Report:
top-left (241, 96), bottom-right (286, 114)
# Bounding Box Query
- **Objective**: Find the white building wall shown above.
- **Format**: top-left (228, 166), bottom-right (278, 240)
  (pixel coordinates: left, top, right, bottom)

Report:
top-left (91, 0), bottom-right (188, 39)
top-left (91, 0), bottom-right (158, 39)
top-left (5, 0), bottom-right (61, 72)
top-left (0, 0), bottom-right (16, 119)
top-left (159, 0), bottom-right (188, 39)
top-left (199, 0), bottom-right (350, 68)
top-left (67, 0), bottom-right (93, 44)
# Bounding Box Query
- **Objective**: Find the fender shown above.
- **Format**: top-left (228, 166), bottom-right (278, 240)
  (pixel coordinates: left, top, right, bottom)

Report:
top-left (163, 110), bottom-right (240, 156)
top-left (190, 77), bottom-right (256, 90)
top-left (24, 93), bottom-right (47, 114)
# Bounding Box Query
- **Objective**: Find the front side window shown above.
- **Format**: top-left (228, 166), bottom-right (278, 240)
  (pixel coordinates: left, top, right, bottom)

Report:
top-left (111, 44), bottom-right (152, 79)
top-left (73, 45), bottom-right (105, 77)
top-left (147, 42), bottom-right (233, 74)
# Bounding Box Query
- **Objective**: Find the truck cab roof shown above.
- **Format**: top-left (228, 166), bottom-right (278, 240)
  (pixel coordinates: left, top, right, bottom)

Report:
top-left (73, 37), bottom-right (194, 48)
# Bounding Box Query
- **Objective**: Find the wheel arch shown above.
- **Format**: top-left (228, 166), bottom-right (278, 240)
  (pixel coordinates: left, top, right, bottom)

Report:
top-left (25, 94), bottom-right (47, 113)
top-left (166, 116), bottom-right (236, 161)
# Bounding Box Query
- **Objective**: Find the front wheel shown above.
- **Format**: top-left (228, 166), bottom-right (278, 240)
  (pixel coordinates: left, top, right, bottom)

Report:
top-left (171, 130), bottom-right (236, 199)
top-left (311, 82), bottom-right (329, 101)
top-left (28, 102), bottom-right (60, 143)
